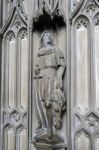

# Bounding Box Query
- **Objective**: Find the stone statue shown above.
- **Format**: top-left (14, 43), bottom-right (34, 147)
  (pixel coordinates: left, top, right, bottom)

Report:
top-left (33, 31), bottom-right (66, 149)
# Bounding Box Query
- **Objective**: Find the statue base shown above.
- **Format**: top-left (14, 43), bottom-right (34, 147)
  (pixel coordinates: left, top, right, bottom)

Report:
top-left (36, 144), bottom-right (66, 150)
top-left (32, 130), bottom-right (67, 150)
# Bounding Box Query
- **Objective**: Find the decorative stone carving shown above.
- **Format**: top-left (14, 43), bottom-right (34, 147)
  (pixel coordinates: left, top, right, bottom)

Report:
top-left (75, 17), bottom-right (89, 29)
top-left (4, 124), bottom-right (11, 131)
top-left (77, 130), bottom-right (90, 138)
top-left (22, 113), bottom-right (27, 128)
top-left (94, 13), bottom-right (99, 25)
top-left (3, 111), bottom-right (9, 124)
top-left (85, 1), bottom-right (98, 16)
top-left (6, 32), bottom-right (15, 41)
top-left (73, 0), bottom-right (79, 10)
top-left (12, 15), bottom-right (22, 30)
top-left (77, 106), bottom-right (89, 115)
top-left (10, 110), bottom-right (21, 127)
top-left (75, 114), bottom-right (81, 130)
top-left (85, 113), bottom-right (99, 133)
top-left (33, 30), bottom-right (66, 149)
top-left (3, 109), bottom-right (27, 130)
top-left (33, 0), bottom-right (65, 22)
top-left (34, 0), bottom-right (64, 14)
top-left (17, 0), bottom-right (27, 20)
top-left (76, 130), bottom-right (91, 149)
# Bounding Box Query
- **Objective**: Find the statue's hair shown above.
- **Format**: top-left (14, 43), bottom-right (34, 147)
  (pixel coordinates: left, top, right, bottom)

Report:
top-left (40, 30), bottom-right (54, 48)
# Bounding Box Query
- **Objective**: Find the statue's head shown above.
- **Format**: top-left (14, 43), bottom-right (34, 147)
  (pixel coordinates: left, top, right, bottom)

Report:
top-left (40, 31), bottom-right (54, 48)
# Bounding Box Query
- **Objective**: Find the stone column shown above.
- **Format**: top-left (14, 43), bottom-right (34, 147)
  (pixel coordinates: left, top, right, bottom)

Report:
top-left (28, 18), bottom-right (33, 150)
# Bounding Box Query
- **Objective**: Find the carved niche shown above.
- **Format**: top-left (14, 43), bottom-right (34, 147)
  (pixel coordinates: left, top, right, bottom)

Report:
top-left (33, 0), bottom-right (66, 30)
top-left (32, 30), bottom-right (67, 150)
top-left (31, 1), bottom-right (67, 150)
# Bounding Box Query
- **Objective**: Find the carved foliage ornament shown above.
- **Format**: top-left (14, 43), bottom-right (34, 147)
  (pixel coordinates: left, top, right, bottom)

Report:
top-left (75, 17), bottom-right (89, 29)
top-left (6, 32), bottom-right (15, 41)
top-left (84, 0), bottom-right (98, 17)
top-left (19, 29), bottom-right (27, 39)
top-left (34, 0), bottom-right (65, 21)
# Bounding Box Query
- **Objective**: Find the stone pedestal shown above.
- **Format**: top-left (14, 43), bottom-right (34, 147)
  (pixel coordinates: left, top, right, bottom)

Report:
top-left (35, 143), bottom-right (66, 150)
top-left (36, 147), bottom-right (66, 150)
top-left (32, 131), bottom-right (67, 150)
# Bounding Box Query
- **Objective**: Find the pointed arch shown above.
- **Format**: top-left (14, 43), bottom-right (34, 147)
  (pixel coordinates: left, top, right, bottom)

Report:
top-left (75, 129), bottom-right (92, 150)
top-left (71, 0), bottom-right (99, 22)
top-left (0, 5), bottom-right (27, 35)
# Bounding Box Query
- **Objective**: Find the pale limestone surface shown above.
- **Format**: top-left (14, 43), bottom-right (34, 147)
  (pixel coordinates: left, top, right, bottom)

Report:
top-left (1, 0), bottom-right (99, 150)
top-left (76, 26), bottom-right (89, 114)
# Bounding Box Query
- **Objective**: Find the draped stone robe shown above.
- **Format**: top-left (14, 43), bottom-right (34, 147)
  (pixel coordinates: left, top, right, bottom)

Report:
top-left (34, 46), bottom-right (66, 132)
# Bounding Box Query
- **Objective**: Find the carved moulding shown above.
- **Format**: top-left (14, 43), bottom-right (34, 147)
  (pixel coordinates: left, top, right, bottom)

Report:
top-left (0, 0), bottom-right (27, 35)
top-left (2, 0), bottom-right (14, 25)
top-left (70, 0), bottom-right (99, 23)
top-left (3, 109), bottom-right (27, 130)
top-left (6, 31), bottom-right (15, 41)
top-left (74, 15), bottom-right (89, 29)
top-left (94, 13), bottom-right (99, 25)
top-left (73, 16), bottom-right (90, 116)
top-left (18, 28), bottom-right (27, 40)
top-left (16, 0), bottom-right (27, 20)
top-left (81, 0), bottom-right (99, 18)
top-left (33, 0), bottom-right (65, 19)
top-left (84, 113), bottom-right (99, 133)
top-left (94, 0), bottom-right (99, 7)
top-left (74, 114), bottom-right (82, 130)
top-left (73, 0), bottom-right (80, 10)
top-left (75, 130), bottom-right (92, 150)
top-left (85, 2), bottom-right (98, 16)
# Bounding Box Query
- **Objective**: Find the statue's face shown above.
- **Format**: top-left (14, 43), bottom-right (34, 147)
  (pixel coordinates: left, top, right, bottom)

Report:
top-left (42, 32), bottom-right (53, 47)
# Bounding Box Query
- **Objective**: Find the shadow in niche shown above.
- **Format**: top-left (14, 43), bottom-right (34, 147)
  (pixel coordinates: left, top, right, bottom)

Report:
top-left (32, 9), bottom-right (67, 150)
top-left (33, 10), bottom-right (66, 31)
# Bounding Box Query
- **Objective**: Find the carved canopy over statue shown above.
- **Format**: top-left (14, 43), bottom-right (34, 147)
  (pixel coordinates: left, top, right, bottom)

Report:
top-left (33, 30), bottom-right (66, 147)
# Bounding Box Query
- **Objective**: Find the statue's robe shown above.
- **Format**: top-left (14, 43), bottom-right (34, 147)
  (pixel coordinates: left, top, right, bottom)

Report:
top-left (34, 46), bottom-right (65, 131)
top-left (35, 46), bottom-right (65, 102)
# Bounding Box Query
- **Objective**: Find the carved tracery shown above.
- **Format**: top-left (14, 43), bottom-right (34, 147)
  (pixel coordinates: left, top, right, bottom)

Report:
top-left (1, 0), bottom-right (99, 150)
top-left (72, 1), bottom-right (99, 150)
top-left (33, 0), bottom-right (66, 30)
top-left (75, 131), bottom-right (91, 150)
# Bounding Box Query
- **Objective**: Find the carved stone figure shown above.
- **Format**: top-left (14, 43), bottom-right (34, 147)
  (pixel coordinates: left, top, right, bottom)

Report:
top-left (33, 31), bottom-right (66, 149)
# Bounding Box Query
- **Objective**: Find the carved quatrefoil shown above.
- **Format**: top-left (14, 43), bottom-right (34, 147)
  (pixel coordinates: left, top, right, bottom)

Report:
top-left (85, 113), bottom-right (99, 133)
top-left (10, 110), bottom-right (21, 127)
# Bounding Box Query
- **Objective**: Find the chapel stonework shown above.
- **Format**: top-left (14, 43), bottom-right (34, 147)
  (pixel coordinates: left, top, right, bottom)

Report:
top-left (0, 0), bottom-right (99, 150)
